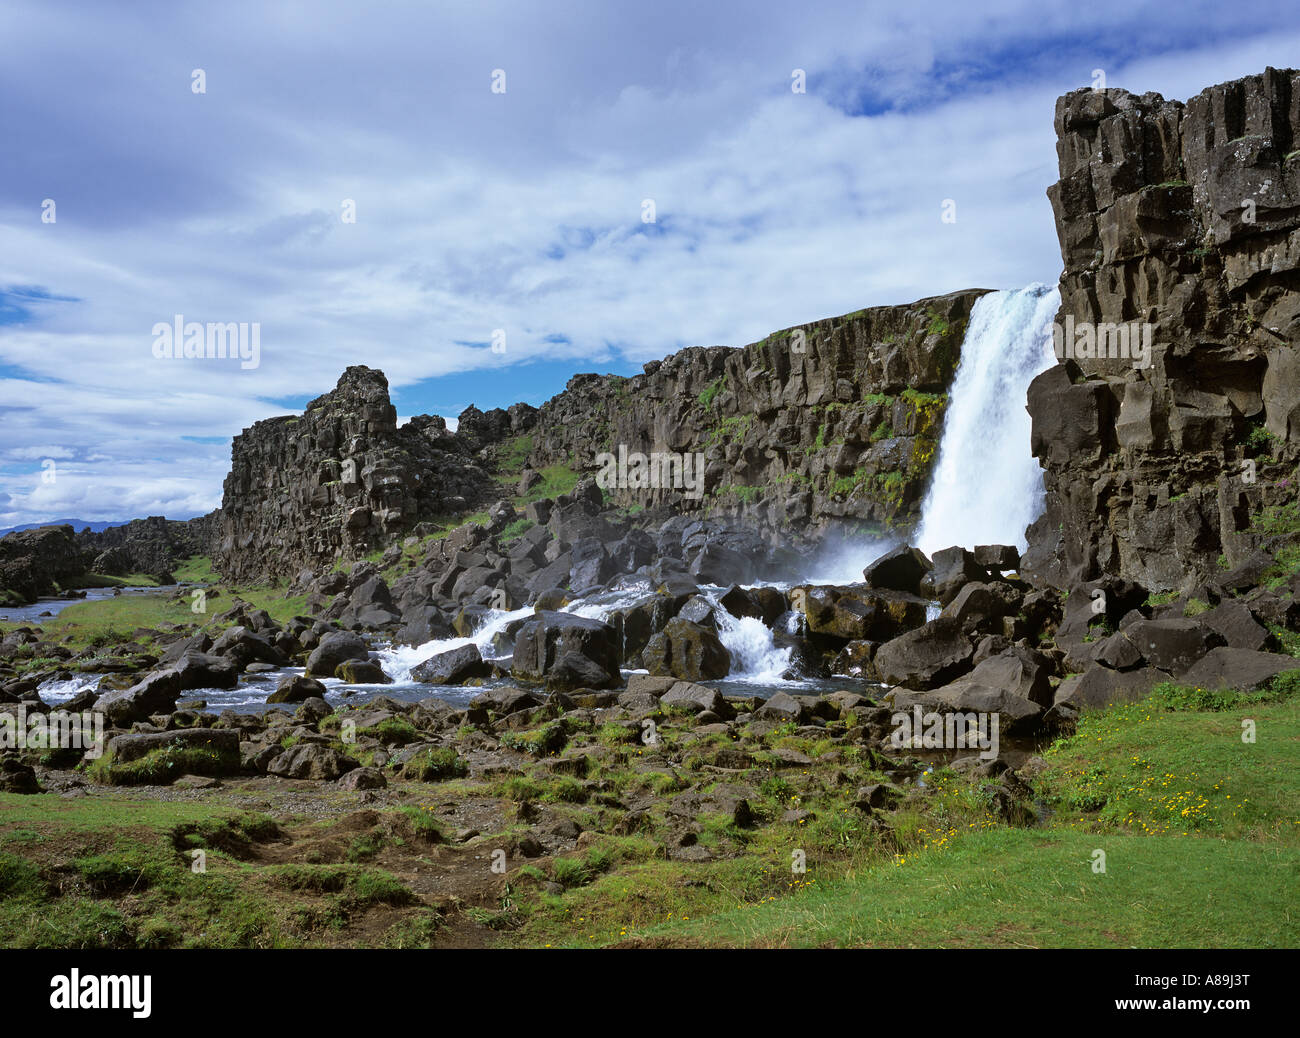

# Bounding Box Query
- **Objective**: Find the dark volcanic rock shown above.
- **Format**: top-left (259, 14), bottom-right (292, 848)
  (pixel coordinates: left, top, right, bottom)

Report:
top-left (411, 643), bottom-right (491, 685)
top-left (1025, 68), bottom-right (1300, 592)
top-left (305, 631), bottom-right (370, 678)
top-left (642, 617), bottom-right (731, 680)
top-left (215, 366), bottom-right (501, 582)
top-left (511, 611), bottom-right (621, 689)
top-left (0, 526), bottom-right (88, 603)
top-left (874, 616), bottom-right (973, 690)
top-left (862, 545), bottom-right (932, 595)
top-left (268, 674), bottom-right (328, 704)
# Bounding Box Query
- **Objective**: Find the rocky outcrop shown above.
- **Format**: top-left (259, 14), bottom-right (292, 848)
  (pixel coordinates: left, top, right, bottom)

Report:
top-left (213, 293), bottom-right (980, 584)
top-left (1025, 68), bottom-right (1300, 591)
top-left (78, 513), bottom-right (218, 581)
top-left (529, 291), bottom-right (985, 542)
top-left (0, 525), bottom-right (88, 603)
top-left (214, 366), bottom-right (530, 581)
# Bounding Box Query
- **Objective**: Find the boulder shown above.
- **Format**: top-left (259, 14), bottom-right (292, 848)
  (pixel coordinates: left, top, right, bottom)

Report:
top-left (928, 546), bottom-right (986, 605)
top-left (0, 758), bottom-right (41, 793)
top-left (961, 647), bottom-right (1055, 707)
top-left (267, 744), bottom-right (360, 780)
top-left (1178, 648), bottom-right (1300, 693)
top-left (642, 617), bottom-right (731, 680)
top-left (268, 674), bottom-right (329, 704)
top-left (104, 728), bottom-right (240, 771)
top-left (1199, 600), bottom-right (1273, 652)
top-left (660, 680), bottom-right (730, 716)
top-left (511, 611), bottom-right (621, 689)
top-left (305, 631), bottom-right (370, 678)
top-left (96, 669), bottom-right (182, 726)
top-left (973, 545), bottom-right (1019, 572)
top-left (171, 651), bottom-right (240, 691)
top-left (209, 626), bottom-right (289, 669)
top-left (873, 616), bottom-right (973, 690)
top-left (862, 544), bottom-right (932, 595)
top-left (336, 659), bottom-right (391, 684)
top-left (411, 643), bottom-right (491, 685)
top-left (1053, 664), bottom-right (1164, 711)
top-left (1121, 618), bottom-right (1221, 676)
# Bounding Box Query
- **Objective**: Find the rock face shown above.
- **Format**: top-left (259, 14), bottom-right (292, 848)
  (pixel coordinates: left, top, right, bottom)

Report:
top-left (0, 525), bottom-right (88, 603)
top-left (78, 514), bottom-right (217, 580)
top-left (528, 291), bottom-right (985, 540)
top-left (215, 366), bottom-right (532, 582)
top-left (1025, 68), bottom-right (1300, 591)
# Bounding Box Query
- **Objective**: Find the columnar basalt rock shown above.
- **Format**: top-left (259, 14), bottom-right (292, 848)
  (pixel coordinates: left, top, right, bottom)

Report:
top-left (77, 513), bottom-right (218, 580)
top-left (214, 366), bottom-right (516, 582)
top-left (213, 295), bottom-right (980, 583)
top-left (0, 525), bottom-right (89, 603)
top-left (1025, 68), bottom-right (1300, 592)
top-left (528, 290), bottom-right (986, 541)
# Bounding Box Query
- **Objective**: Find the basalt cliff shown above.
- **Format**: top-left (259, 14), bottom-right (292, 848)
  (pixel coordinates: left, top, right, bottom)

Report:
top-left (1024, 67), bottom-right (1300, 592)
top-left (213, 291), bottom-right (982, 583)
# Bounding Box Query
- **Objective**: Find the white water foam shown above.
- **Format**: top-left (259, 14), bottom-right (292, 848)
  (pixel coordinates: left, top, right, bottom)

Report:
top-left (383, 584), bottom-right (793, 686)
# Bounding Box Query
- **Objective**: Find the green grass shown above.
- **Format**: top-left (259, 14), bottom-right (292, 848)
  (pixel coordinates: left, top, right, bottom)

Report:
top-left (498, 518), bottom-right (536, 544)
top-left (523, 464), bottom-right (580, 503)
top-left (629, 829), bottom-right (1298, 947)
top-left (1035, 675), bottom-right (1300, 839)
top-left (173, 555), bottom-right (218, 583)
top-left (8, 582), bottom-right (311, 650)
top-left (0, 795), bottom-right (424, 948)
top-left (698, 376), bottom-right (726, 409)
top-left (400, 747), bottom-right (468, 782)
top-left (75, 573), bottom-right (162, 589)
top-left (506, 672), bottom-right (1300, 948)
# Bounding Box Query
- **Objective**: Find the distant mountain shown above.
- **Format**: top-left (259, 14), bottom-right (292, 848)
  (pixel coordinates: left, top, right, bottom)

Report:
top-left (0, 518), bottom-right (131, 538)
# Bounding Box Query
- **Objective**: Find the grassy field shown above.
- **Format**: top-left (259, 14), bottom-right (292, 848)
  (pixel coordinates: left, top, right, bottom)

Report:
top-left (0, 563), bottom-right (307, 651)
top-left (505, 675), bottom-right (1300, 948)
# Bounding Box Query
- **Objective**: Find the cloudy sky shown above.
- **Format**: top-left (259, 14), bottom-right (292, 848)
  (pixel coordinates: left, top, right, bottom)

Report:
top-left (1, 0), bottom-right (1297, 528)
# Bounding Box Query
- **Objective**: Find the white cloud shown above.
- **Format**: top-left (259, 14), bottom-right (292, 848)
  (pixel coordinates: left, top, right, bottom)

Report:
top-left (0, 0), bottom-right (1296, 525)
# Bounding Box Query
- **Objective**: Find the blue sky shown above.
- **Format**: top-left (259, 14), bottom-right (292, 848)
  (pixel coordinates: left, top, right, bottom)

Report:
top-left (1, 0), bottom-right (1298, 526)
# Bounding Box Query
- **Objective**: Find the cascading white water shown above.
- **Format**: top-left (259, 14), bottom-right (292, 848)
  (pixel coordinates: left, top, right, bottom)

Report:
top-left (709, 599), bottom-right (792, 681)
top-left (377, 605), bottom-right (535, 682)
top-left (383, 583), bottom-right (793, 686)
top-left (913, 284), bottom-right (1060, 556)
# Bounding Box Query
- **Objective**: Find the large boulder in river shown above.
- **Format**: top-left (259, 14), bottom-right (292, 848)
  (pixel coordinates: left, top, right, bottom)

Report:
top-left (411, 643), bottom-right (491, 685)
top-left (874, 616), bottom-right (973, 690)
top-left (305, 631), bottom-right (370, 678)
top-left (643, 617), bottom-right (731, 681)
top-left (96, 669), bottom-right (183, 725)
top-left (795, 586), bottom-right (928, 642)
top-left (171, 651), bottom-right (240, 691)
top-left (862, 545), bottom-right (932, 596)
top-left (511, 611), bottom-right (621, 689)
top-left (268, 674), bottom-right (328, 704)
top-left (209, 626), bottom-right (289, 669)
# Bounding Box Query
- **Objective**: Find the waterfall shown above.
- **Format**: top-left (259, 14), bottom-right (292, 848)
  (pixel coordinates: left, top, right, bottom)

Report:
top-left (913, 283), bottom-right (1060, 556)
